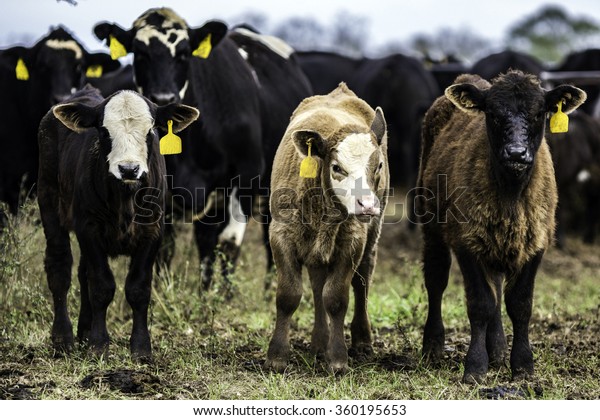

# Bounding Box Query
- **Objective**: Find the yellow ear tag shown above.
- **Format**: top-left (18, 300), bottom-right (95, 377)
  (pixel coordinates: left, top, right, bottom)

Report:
top-left (192, 34), bottom-right (212, 59)
top-left (550, 101), bottom-right (569, 133)
top-left (109, 35), bottom-right (127, 60)
top-left (299, 139), bottom-right (318, 178)
top-left (15, 58), bottom-right (29, 81)
top-left (85, 65), bottom-right (103, 78)
top-left (160, 120), bottom-right (182, 155)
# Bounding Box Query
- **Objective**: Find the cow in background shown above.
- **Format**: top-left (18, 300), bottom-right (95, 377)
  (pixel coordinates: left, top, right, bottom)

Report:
top-left (470, 50), bottom-right (545, 80)
top-left (94, 8), bottom-right (312, 291)
top-left (228, 26), bottom-right (313, 280)
top-left (553, 49), bottom-right (600, 115)
top-left (0, 26), bottom-right (119, 221)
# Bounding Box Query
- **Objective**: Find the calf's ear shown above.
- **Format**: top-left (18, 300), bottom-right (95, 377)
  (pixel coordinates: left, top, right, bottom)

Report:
top-left (53, 103), bottom-right (98, 133)
top-left (371, 107), bottom-right (387, 146)
top-left (445, 83), bottom-right (486, 113)
top-left (545, 85), bottom-right (587, 114)
top-left (292, 130), bottom-right (326, 159)
top-left (155, 103), bottom-right (200, 133)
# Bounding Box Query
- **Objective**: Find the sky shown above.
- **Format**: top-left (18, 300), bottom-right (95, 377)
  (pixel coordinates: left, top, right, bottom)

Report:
top-left (2, 0), bottom-right (600, 53)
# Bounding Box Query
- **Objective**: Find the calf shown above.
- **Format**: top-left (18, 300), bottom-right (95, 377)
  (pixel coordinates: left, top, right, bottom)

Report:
top-left (416, 71), bottom-right (585, 382)
top-left (265, 83), bottom-right (389, 374)
top-left (37, 86), bottom-right (198, 359)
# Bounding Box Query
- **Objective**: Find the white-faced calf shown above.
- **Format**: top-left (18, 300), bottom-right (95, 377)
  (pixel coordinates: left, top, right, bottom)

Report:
top-left (265, 83), bottom-right (389, 374)
top-left (37, 86), bottom-right (198, 360)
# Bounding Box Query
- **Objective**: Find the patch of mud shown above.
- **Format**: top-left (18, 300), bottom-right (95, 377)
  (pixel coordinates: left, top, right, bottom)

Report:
top-left (479, 384), bottom-right (543, 399)
top-left (80, 369), bottom-right (160, 395)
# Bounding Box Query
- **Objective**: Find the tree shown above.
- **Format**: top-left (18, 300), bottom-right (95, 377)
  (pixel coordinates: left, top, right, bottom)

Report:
top-left (273, 17), bottom-right (326, 51)
top-left (507, 5), bottom-right (600, 63)
top-left (407, 27), bottom-right (491, 62)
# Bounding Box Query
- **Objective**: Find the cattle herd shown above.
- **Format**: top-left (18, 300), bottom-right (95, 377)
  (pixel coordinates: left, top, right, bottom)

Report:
top-left (0, 7), bottom-right (597, 383)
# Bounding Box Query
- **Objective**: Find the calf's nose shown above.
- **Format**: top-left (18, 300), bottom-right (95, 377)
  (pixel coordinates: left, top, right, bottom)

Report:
top-left (118, 163), bottom-right (140, 180)
top-left (357, 196), bottom-right (380, 216)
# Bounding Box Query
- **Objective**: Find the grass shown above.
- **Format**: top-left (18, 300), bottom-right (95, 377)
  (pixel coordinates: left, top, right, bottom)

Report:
top-left (0, 198), bottom-right (598, 400)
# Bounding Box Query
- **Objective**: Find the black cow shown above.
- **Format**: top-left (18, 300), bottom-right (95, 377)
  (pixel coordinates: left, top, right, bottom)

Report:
top-left (86, 64), bottom-right (136, 97)
top-left (546, 112), bottom-right (600, 246)
top-left (553, 49), bottom-right (600, 115)
top-left (37, 85), bottom-right (198, 359)
top-left (295, 51), bottom-right (362, 94)
top-left (94, 8), bottom-right (311, 290)
top-left (228, 26), bottom-right (313, 279)
top-left (0, 26), bottom-right (119, 221)
top-left (471, 50), bottom-right (545, 80)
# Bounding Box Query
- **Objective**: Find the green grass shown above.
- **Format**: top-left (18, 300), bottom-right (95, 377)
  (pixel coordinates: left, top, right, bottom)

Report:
top-left (0, 199), bottom-right (598, 400)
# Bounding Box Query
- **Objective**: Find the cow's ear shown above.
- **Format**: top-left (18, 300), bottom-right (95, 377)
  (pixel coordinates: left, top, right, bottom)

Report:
top-left (545, 85), bottom-right (587, 114)
top-left (371, 107), bottom-right (387, 146)
top-left (3, 46), bottom-right (31, 80)
top-left (292, 130), bottom-right (326, 159)
top-left (445, 83), bottom-right (486, 113)
top-left (189, 20), bottom-right (228, 59)
top-left (53, 103), bottom-right (98, 133)
top-left (93, 22), bottom-right (133, 60)
top-left (155, 103), bottom-right (200, 133)
top-left (84, 52), bottom-right (121, 78)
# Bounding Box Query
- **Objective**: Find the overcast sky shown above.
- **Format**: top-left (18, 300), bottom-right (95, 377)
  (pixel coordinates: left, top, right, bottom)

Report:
top-left (2, 0), bottom-right (600, 53)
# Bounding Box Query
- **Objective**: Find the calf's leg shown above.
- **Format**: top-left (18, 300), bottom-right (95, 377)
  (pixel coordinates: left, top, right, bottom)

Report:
top-left (422, 229), bottom-right (451, 363)
top-left (76, 257), bottom-right (92, 344)
top-left (77, 232), bottom-right (115, 357)
top-left (125, 240), bottom-right (160, 361)
top-left (323, 267), bottom-right (353, 374)
top-left (350, 248), bottom-right (376, 358)
top-left (265, 239), bottom-right (302, 372)
top-left (505, 251), bottom-right (543, 380)
top-left (43, 230), bottom-right (74, 354)
top-left (308, 266), bottom-right (329, 359)
top-left (455, 249), bottom-right (497, 383)
top-left (486, 273), bottom-right (508, 368)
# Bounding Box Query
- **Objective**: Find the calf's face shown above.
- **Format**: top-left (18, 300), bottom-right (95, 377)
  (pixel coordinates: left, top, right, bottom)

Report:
top-left (446, 71), bottom-right (586, 178)
top-left (293, 107), bottom-right (387, 219)
top-left (53, 90), bottom-right (199, 183)
top-left (93, 8), bottom-right (227, 105)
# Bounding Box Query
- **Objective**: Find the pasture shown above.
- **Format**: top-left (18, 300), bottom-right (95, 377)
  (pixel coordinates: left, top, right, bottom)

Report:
top-left (0, 192), bottom-right (598, 400)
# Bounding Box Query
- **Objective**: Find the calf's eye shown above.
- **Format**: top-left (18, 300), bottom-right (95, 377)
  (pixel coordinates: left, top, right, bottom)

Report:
top-left (332, 164), bottom-right (343, 174)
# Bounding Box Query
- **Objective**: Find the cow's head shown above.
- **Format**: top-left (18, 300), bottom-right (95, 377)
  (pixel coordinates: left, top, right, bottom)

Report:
top-left (53, 90), bottom-right (199, 185)
top-left (292, 107), bottom-right (388, 220)
top-left (4, 26), bottom-right (119, 106)
top-left (94, 8), bottom-right (227, 105)
top-left (446, 70), bottom-right (586, 179)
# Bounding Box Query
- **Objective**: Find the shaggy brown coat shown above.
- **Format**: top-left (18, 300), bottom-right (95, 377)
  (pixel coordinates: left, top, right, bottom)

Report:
top-left (266, 83), bottom-right (389, 373)
top-left (417, 71), bottom-right (586, 383)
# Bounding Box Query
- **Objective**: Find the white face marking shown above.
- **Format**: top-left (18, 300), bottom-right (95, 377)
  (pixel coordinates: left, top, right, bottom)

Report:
top-left (45, 39), bottom-right (83, 59)
top-left (102, 91), bottom-right (153, 180)
top-left (135, 24), bottom-right (189, 57)
top-left (237, 47), bottom-right (249, 61)
top-left (179, 80), bottom-right (189, 100)
top-left (218, 188), bottom-right (247, 247)
top-left (331, 133), bottom-right (379, 216)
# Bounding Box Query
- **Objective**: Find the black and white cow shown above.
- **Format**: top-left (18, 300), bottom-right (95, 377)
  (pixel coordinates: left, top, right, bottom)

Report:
top-left (0, 26), bottom-right (119, 221)
top-left (94, 8), bottom-right (312, 289)
top-left (38, 85), bottom-right (198, 359)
